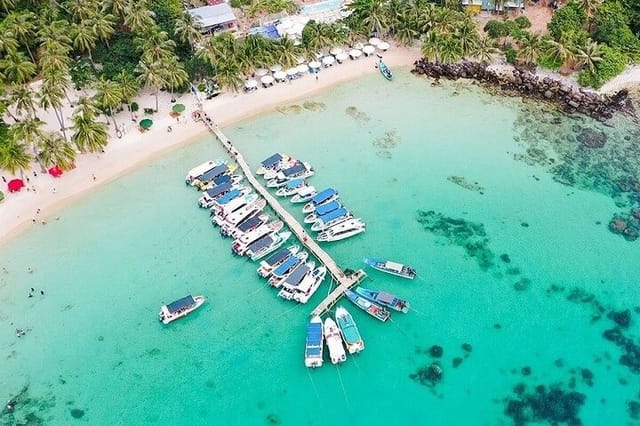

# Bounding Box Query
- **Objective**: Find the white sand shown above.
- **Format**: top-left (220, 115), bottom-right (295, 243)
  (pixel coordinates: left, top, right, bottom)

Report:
top-left (0, 46), bottom-right (419, 246)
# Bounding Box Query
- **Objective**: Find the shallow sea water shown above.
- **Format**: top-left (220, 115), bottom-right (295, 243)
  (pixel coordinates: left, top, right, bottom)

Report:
top-left (1, 69), bottom-right (639, 425)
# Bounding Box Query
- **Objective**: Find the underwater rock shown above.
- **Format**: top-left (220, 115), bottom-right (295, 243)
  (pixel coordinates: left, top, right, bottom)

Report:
top-left (266, 413), bottom-right (281, 425)
top-left (577, 128), bottom-right (606, 148)
top-left (581, 369), bottom-right (594, 386)
top-left (513, 277), bottom-right (531, 291)
top-left (504, 383), bottom-right (586, 426)
top-left (429, 345), bottom-right (444, 358)
top-left (462, 343), bottom-right (473, 353)
top-left (345, 106), bottom-right (370, 123)
top-left (410, 363), bottom-right (444, 387)
top-left (521, 366), bottom-right (531, 376)
top-left (302, 101), bottom-right (325, 111)
top-left (276, 104), bottom-right (302, 114)
top-left (447, 176), bottom-right (485, 193)
top-left (373, 129), bottom-right (400, 150)
top-left (608, 309), bottom-right (632, 328)
top-left (628, 401), bottom-right (640, 420)
top-left (500, 254), bottom-right (511, 263)
top-left (602, 327), bottom-right (640, 374)
top-left (452, 357), bottom-right (463, 368)
top-left (70, 408), bottom-right (85, 419)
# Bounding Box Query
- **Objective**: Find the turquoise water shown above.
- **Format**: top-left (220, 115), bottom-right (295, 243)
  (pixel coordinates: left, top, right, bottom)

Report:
top-left (301, 0), bottom-right (343, 15)
top-left (1, 69), bottom-right (640, 425)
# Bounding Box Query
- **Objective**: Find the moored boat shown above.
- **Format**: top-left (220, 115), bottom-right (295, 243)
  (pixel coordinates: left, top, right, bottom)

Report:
top-left (223, 212), bottom-right (269, 238)
top-left (232, 220), bottom-right (283, 255)
top-left (268, 252), bottom-right (309, 287)
top-left (257, 153), bottom-right (290, 175)
top-left (304, 200), bottom-right (342, 223)
top-left (355, 287), bottom-right (410, 313)
top-left (218, 199), bottom-right (267, 231)
top-left (310, 208), bottom-right (351, 232)
top-left (275, 178), bottom-right (306, 197)
top-left (316, 218), bottom-right (366, 242)
top-left (199, 181), bottom-right (245, 208)
top-left (210, 186), bottom-right (251, 208)
top-left (335, 306), bottom-right (365, 354)
top-left (293, 265), bottom-right (327, 304)
top-left (302, 188), bottom-right (339, 214)
top-left (192, 163), bottom-right (238, 190)
top-left (363, 258), bottom-right (416, 279)
top-left (344, 289), bottom-right (390, 322)
top-left (185, 159), bottom-right (226, 184)
top-left (248, 231), bottom-right (292, 261)
top-left (257, 245), bottom-right (300, 278)
top-left (305, 316), bottom-right (324, 368)
top-left (264, 158), bottom-right (298, 180)
top-left (267, 162), bottom-right (314, 188)
top-left (324, 317), bottom-right (347, 364)
top-left (211, 193), bottom-right (258, 221)
top-left (277, 261), bottom-right (315, 299)
top-left (159, 295), bottom-right (206, 324)
top-left (290, 186), bottom-right (317, 203)
top-left (378, 60), bottom-right (393, 81)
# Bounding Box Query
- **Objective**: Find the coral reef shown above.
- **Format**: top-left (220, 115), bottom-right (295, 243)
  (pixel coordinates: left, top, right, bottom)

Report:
top-left (345, 106), bottom-right (370, 123)
top-left (504, 383), bottom-right (586, 426)
top-left (447, 176), bottom-right (485, 194)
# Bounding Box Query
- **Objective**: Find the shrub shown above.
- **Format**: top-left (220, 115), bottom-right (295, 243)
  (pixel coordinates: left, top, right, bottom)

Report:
top-left (504, 44), bottom-right (517, 64)
top-left (593, 1), bottom-right (640, 55)
top-left (538, 52), bottom-right (564, 70)
top-left (514, 16), bottom-right (531, 29)
top-left (577, 45), bottom-right (627, 88)
top-left (484, 20), bottom-right (508, 38)
top-left (548, 0), bottom-right (587, 43)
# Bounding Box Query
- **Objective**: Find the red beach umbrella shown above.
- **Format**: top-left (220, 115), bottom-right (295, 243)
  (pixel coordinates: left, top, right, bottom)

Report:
top-left (7, 178), bottom-right (24, 192)
top-left (48, 166), bottom-right (63, 177)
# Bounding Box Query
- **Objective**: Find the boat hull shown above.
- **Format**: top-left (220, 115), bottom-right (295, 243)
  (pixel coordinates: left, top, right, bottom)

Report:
top-left (159, 295), bottom-right (206, 324)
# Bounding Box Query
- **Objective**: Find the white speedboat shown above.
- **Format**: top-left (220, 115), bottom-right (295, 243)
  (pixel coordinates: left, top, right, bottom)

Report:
top-left (275, 178), bottom-right (306, 197)
top-left (278, 261), bottom-right (315, 292)
top-left (198, 181), bottom-right (246, 208)
top-left (232, 221), bottom-right (284, 255)
top-left (293, 265), bottom-right (327, 304)
top-left (317, 218), bottom-right (366, 242)
top-left (159, 295), bottom-right (206, 324)
top-left (218, 199), bottom-right (267, 231)
top-left (247, 231), bottom-right (292, 261)
top-left (263, 158), bottom-right (297, 180)
top-left (305, 316), bottom-right (324, 368)
top-left (257, 153), bottom-right (290, 175)
top-left (304, 200), bottom-right (342, 223)
top-left (310, 208), bottom-right (352, 232)
top-left (335, 306), bottom-right (365, 354)
top-left (201, 174), bottom-right (243, 191)
top-left (302, 188), bottom-right (339, 214)
top-left (324, 317), bottom-right (347, 364)
top-left (209, 186), bottom-right (251, 209)
top-left (290, 186), bottom-right (317, 203)
top-left (223, 213), bottom-right (269, 238)
top-left (211, 193), bottom-right (258, 222)
top-left (266, 162), bottom-right (314, 188)
top-left (257, 245), bottom-right (300, 278)
top-left (268, 251), bottom-right (309, 287)
top-left (185, 159), bottom-right (226, 184)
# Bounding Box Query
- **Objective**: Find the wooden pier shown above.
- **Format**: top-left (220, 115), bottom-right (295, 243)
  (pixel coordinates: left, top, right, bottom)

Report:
top-left (196, 112), bottom-right (366, 317)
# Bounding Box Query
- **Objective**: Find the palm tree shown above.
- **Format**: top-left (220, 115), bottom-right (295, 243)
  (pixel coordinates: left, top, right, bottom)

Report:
top-left (574, 39), bottom-right (603, 72)
top-left (438, 35), bottom-right (463, 64)
top-left (72, 111), bottom-right (109, 153)
top-left (74, 96), bottom-right (100, 118)
top-left (417, 3), bottom-right (438, 33)
top-left (456, 18), bottom-right (478, 58)
top-left (107, 0), bottom-right (129, 19)
top-left (114, 71), bottom-right (140, 120)
top-left (544, 38), bottom-right (574, 69)
top-left (421, 30), bottom-right (441, 63)
top-left (473, 36), bottom-right (499, 64)
top-left (271, 37), bottom-right (300, 69)
top-left (174, 12), bottom-right (203, 50)
top-left (37, 20), bottom-right (74, 48)
top-left (5, 12), bottom-right (37, 62)
top-left (136, 28), bottom-right (176, 63)
top-left (347, 0), bottom-right (389, 36)
top-left (72, 22), bottom-right (98, 66)
top-left (215, 61), bottom-right (244, 93)
top-left (69, 0), bottom-right (94, 23)
top-left (0, 30), bottom-right (19, 55)
top-left (10, 84), bottom-right (38, 118)
top-left (394, 12), bottom-right (418, 46)
top-left (161, 61), bottom-right (188, 102)
top-left (94, 77), bottom-right (123, 127)
top-left (0, 136), bottom-right (31, 178)
top-left (0, 52), bottom-right (36, 85)
top-left (579, 0), bottom-right (603, 31)
top-left (92, 12), bottom-right (116, 49)
top-left (13, 117), bottom-right (44, 169)
top-left (0, 0), bottom-right (15, 13)
top-left (135, 60), bottom-right (166, 112)
top-left (124, 2), bottom-right (156, 34)
top-left (39, 79), bottom-right (70, 141)
top-left (516, 32), bottom-right (542, 68)
top-left (38, 132), bottom-right (77, 170)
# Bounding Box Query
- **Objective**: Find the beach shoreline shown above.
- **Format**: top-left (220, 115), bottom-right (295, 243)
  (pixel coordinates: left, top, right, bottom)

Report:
top-left (0, 46), bottom-right (419, 248)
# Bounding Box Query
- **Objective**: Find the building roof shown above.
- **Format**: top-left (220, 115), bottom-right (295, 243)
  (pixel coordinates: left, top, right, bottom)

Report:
top-left (188, 4), bottom-right (237, 28)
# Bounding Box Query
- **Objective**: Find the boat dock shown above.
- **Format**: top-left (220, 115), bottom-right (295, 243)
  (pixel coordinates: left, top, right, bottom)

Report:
top-left (196, 112), bottom-right (367, 317)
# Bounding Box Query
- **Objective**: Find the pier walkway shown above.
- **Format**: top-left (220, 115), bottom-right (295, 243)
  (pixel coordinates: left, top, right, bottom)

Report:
top-left (195, 112), bottom-right (366, 317)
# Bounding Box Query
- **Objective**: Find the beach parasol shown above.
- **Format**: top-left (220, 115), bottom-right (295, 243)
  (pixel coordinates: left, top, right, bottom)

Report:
top-left (329, 47), bottom-right (344, 56)
top-left (335, 52), bottom-right (348, 63)
top-left (285, 68), bottom-right (298, 78)
top-left (172, 103), bottom-right (186, 113)
top-left (362, 45), bottom-right (375, 56)
top-left (349, 49), bottom-right (362, 59)
top-left (308, 61), bottom-right (321, 70)
top-left (270, 64), bottom-right (282, 73)
top-left (245, 79), bottom-right (258, 89)
top-left (273, 71), bottom-right (287, 81)
top-left (296, 56), bottom-right (306, 65)
top-left (368, 37), bottom-right (381, 46)
top-left (48, 166), bottom-right (63, 177)
top-left (139, 118), bottom-right (153, 129)
top-left (7, 178), bottom-right (24, 192)
top-left (260, 75), bottom-right (275, 86)
top-left (255, 68), bottom-right (269, 77)
top-left (297, 64), bottom-right (309, 74)
top-left (322, 56), bottom-right (335, 66)
top-left (377, 41), bottom-right (390, 51)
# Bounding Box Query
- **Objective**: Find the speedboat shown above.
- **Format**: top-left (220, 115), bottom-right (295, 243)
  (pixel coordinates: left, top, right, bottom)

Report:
top-left (378, 60), bottom-right (393, 81)
top-left (290, 186), bottom-right (317, 204)
top-left (335, 306), bottom-right (365, 354)
top-left (304, 200), bottom-right (342, 223)
top-left (344, 289), bottom-right (390, 322)
top-left (198, 181), bottom-right (245, 208)
top-left (277, 261), bottom-right (315, 299)
top-left (316, 218), bottom-right (366, 242)
top-left (210, 186), bottom-right (251, 208)
top-left (201, 174), bottom-right (243, 191)
top-left (268, 252), bottom-right (309, 287)
top-left (257, 245), bottom-right (300, 278)
top-left (293, 265), bottom-right (327, 304)
top-left (363, 258), bottom-right (416, 279)
top-left (355, 287), bottom-right (410, 313)
top-left (211, 193), bottom-right (258, 222)
top-left (302, 188), bottom-right (339, 214)
top-left (324, 317), bottom-right (347, 364)
top-left (159, 295), bottom-right (206, 324)
top-left (266, 162), bottom-right (314, 188)
top-left (223, 213), bottom-right (269, 238)
top-left (264, 158), bottom-right (298, 180)
top-left (305, 316), bottom-right (324, 368)
top-left (218, 199), bottom-right (267, 231)
top-left (191, 163), bottom-right (238, 190)
top-left (185, 159), bottom-right (226, 185)
top-left (257, 153), bottom-right (290, 175)
top-left (275, 178), bottom-right (306, 197)
top-left (247, 231), bottom-right (292, 261)
top-left (310, 208), bottom-right (351, 232)
top-left (232, 221), bottom-right (284, 255)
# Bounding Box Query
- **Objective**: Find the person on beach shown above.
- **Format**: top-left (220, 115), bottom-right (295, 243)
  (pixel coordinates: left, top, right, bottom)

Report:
top-left (92, 174), bottom-right (96, 181)
top-left (1, 176), bottom-right (5, 182)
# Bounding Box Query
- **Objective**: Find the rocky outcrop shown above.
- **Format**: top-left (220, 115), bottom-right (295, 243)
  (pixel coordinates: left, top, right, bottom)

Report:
top-left (412, 60), bottom-right (635, 122)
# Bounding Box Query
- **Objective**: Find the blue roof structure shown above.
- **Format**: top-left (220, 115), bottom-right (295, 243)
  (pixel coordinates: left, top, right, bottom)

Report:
top-left (284, 264), bottom-right (310, 287)
top-left (306, 321), bottom-right (323, 348)
top-left (249, 24), bottom-right (280, 39)
top-left (315, 200), bottom-right (341, 216)
top-left (273, 256), bottom-right (300, 277)
top-left (205, 181), bottom-right (232, 198)
top-left (285, 178), bottom-right (304, 189)
top-left (247, 234), bottom-right (274, 254)
top-left (166, 295), bottom-right (195, 313)
top-left (264, 247), bottom-right (292, 266)
top-left (216, 188), bottom-right (241, 205)
top-left (311, 188), bottom-right (337, 204)
top-left (237, 215), bottom-right (262, 232)
top-left (261, 153), bottom-right (283, 167)
top-left (212, 174), bottom-right (231, 186)
top-left (317, 207), bottom-right (348, 223)
top-left (200, 164), bottom-right (229, 182)
top-left (282, 162), bottom-right (307, 177)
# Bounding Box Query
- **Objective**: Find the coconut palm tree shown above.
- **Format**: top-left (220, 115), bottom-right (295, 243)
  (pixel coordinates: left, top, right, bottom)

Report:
top-left (74, 96), bottom-right (100, 118)
top-left (38, 20), bottom-right (74, 48)
top-left (421, 30), bottom-right (441, 63)
top-left (161, 61), bottom-right (188, 102)
top-left (107, 0), bottom-right (129, 19)
top-left (0, 0), bottom-right (15, 13)
top-left (473, 35), bottom-right (499, 64)
top-left (516, 31), bottom-right (542, 68)
top-left (394, 12), bottom-right (418, 46)
top-left (38, 132), bottom-right (77, 170)
top-left (92, 12), bottom-right (116, 49)
top-left (114, 70), bottom-right (140, 120)
top-left (39, 80), bottom-right (70, 141)
top-left (417, 3), bottom-right (438, 33)
top-left (94, 76), bottom-right (123, 127)
top-left (71, 111), bottom-right (109, 153)
top-left (347, 0), bottom-right (389, 36)
top-left (174, 12), bottom-right (203, 50)
top-left (136, 28), bottom-right (176, 63)
top-left (457, 18), bottom-right (478, 58)
top-left (135, 60), bottom-right (166, 112)
top-left (0, 52), bottom-right (36, 85)
top-left (5, 12), bottom-right (37, 63)
top-left (0, 136), bottom-right (31, 178)
top-left (544, 38), bottom-right (574, 69)
top-left (438, 35), bottom-right (463, 64)
top-left (124, 2), bottom-right (156, 34)
top-left (13, 117), bottom-right (44, 169)
top-left (215, 61), bottom-right (244, 93)
top-left (69, 0), bottom-right (94, 23)
top-left (0, 29), bottom-right (19, 55)
top-left (10, 84), bottom-right (38, 118)
top-left (574, 39), bottom-right (603, 73)
top-left (271, 37), bottom-right (300, 69)
top-left (72, 22), bottom-right (98, 66)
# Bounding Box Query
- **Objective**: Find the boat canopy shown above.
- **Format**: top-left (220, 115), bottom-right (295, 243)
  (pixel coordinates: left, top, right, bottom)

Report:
top-left (306, 346), bottom-right (322, 356)
top-left (166, 295), bottom-right (195, 313)
top-left (311, 188), bottom-right (337, 205)
top-left (261, 153), bottom-right (283, 168)
top-left (247, 234), bottom-right (274, 254)
top-left (200, 164), bottom-right (229, 182)
top-left (212, 174), bottom-right (231, 186)
top-left (216, 188), bottom-right (241, 205)
top-left (376, 291), bottom-right (397, 304)
top-left (315, 200), bottom-right (341, 216)
top-left (282, 162), bottom-right (306, 178)
top-left (285, 178), bottom-right (304, 189)
top-left (385, 261), bottom-right (404, 272)
top-left (205, 181), bottom-right (232, 198)
top-left (306, 321), bottom-right (323, 347)
top-left (237, 215), bottom-right (262, 232)
top-left (317, 207), bottom-right (348, 223)
top-left (264, 247), bottom-right (292, 266)
top-left (273, 256), bottom-right (300, 276)
top-left (284, 264), bottom-right (311, 287)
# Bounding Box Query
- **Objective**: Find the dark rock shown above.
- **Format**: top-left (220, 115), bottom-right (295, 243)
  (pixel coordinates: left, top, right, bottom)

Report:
top-left (429, 345), bottom-right (444, 358)
top-left (70, 408), bottom-right (85, 419)
top-left (452, 357), bottom-right (463, 368)
top-left (522, 366), bottom-right (532, 376)
top-left (410, 362), bottom-right (444, 387)
top-left (500, 253), bottom-right (511, 263)
top-left (514, 277), bottom-right (531, 291)
top-left (628, 401), bottom-right (640, 420)
top-left (462, 343), bottom-right (473, 352)
top-left (608, 309), bottom-right (632, 328)
top-left (577, 128), bottom-right (607, 148)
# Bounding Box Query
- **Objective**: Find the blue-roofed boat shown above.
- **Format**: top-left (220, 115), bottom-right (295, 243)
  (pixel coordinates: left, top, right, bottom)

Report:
top-left (201, 174), bottom-right (244, 191)
top-left (378, 60), bottom-right (393, 81)
top-left (363, 258), bottom-right (416, 279)
top-left (192, 163), bottom-right (238, 189)
top-left (268, 254), bottom-right (304, 287)
top-left (211, 193), bottom-right (258, 221)
top-left (218, 199), bottom-right (267, 231)
top-left (185, 159), bottom-right (226, 184)
top-left (324, 317), bottom-right (347, 364)
top-left (293, 265), bottom-right (327, 304)
top-left (302, 188), bottom-right (339, 214)
top-left (158, 295), bottom-right (206, 324)
top-left (264, 158), bottom-right (297, 180)
top-left (275, 178), bottom-right (306, 197)
top-left (344, 289), bottom-right (390, 322)
top-left (199, 182), bottom-right (244, 208)
top-left (335, 306), bottom-right (365, 354)
top-left (277, 261), bottom-right (314, 300)
top-left (223, 212), bottom-right (269, 238)
top-left (317, 218), bottom-right (366, 242)
top-left (310, 208), bottom-right (352, 232)
top-left (212, 186), bottom-right (251, 207)
top-left (304, 200), bottom-right (342, 223)
top-left (267, 162), bottom-right (314, 188)
top-left (232, 220), bottom-right (284, 256)
top-left (257, 245), bottom-right (300, 278)
top-left (355, 287), bottom-right (410, 313)
top-left (290, 186), bottom-right (317, 203)
top-left (248, 231), bottom-right (292, 261)
top-left (305, 316), bottom-right (324, 368)
top-left (257, 153), bottom-right (290, 175)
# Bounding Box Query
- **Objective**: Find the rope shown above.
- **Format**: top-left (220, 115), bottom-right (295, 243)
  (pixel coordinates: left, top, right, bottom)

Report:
top-left (335, 364), bottom-right (351, 409)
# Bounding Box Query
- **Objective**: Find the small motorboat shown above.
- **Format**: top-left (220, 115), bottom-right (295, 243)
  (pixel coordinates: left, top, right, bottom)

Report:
top-left (378, 60), bottom-right (392, 81)
top-left (363, 258), bottom-right (416, 279)
top-left (159, 295), bottom-right (206, 324)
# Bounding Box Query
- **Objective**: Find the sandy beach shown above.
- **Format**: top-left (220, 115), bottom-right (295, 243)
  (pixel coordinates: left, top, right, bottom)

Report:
top-left (0, 46), bottom-right (419, 247)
